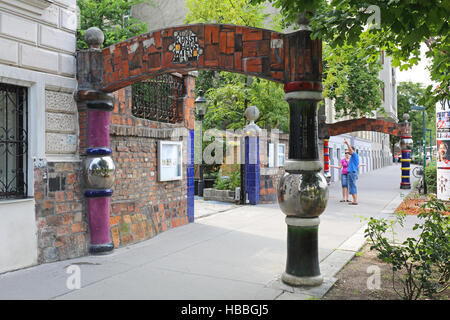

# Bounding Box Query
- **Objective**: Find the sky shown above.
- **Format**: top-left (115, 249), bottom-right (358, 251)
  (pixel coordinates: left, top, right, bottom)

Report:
top-left (397, 43), bottom-right (435, 88)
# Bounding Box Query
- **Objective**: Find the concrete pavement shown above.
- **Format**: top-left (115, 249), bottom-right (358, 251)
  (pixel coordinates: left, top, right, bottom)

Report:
top-left (0, 164), bottom-right (420, 300)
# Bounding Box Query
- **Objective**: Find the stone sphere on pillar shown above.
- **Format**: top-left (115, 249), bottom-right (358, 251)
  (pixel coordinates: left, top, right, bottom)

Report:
top-left (403, 113), bottom-right (410, 122)
top-left (244, 105), bottom-right (260, 122)
top-left (85, 27), bottom-right (105, 49)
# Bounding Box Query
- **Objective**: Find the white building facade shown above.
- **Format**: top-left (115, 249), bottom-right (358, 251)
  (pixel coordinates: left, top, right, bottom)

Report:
top-left (0, 0), bottom-right (78, 273)
top-left (325, 51), bottom-right (398, 183)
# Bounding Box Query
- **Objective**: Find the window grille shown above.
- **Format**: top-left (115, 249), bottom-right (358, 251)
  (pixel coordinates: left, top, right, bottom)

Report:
top-left (0, 83), bottom-right (28, 199)
top-left (131, 74), bottom-right (184, 123)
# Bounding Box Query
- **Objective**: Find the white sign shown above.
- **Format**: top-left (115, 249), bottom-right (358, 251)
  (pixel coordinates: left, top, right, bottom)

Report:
top-left (437, 102), bottom-right (450, 200)
top-left (158, 141), bottom-right (183, 181)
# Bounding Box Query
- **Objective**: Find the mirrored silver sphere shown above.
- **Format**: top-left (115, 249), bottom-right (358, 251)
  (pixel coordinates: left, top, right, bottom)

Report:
top-left (83, 156), bottom-right (116, 189)
top-left (400, 138), bottom-right (413, 150)
top-left (277, 172), bottom-right (328, 217)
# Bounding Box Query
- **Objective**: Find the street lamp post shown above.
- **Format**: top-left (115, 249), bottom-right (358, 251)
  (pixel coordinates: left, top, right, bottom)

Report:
top-left (426, 129), bottom-right (433, 162)
top-left (195, 90), bottom-right (207, 197)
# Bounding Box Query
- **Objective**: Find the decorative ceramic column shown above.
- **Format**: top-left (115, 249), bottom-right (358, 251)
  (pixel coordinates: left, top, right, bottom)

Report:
top-left (323, 137), bottom-right (331, 184)
top-left (244, 106), bottom-right (261, 205)
top-left (400, 114), bottom-right (413, 189)
top-left (76, 28), bottom-right (116, 254)
top-left (277, 82), bottom-right (328, 286)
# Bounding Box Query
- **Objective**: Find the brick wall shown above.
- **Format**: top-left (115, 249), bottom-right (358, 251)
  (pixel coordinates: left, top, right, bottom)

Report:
top-left (34, 74), bottom-right (196, 264)
top-left (108, 84), bottom-right (192, 247)
top-left (34, 161), bottom-right (88, 263)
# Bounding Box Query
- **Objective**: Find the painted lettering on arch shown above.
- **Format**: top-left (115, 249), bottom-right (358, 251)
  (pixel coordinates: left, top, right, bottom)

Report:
top-left (168, 29), bottom-right (204, 64)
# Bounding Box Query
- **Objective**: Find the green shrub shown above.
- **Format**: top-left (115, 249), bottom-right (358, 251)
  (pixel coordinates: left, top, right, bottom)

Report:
top-left (213, 175), bottom-right (230, 190)
top-left (425, 162), bottom-right (437, 194)
top-left (365, 198), bottom-right (449, 300)
top-left (213, 166), bottom-right (241, 191)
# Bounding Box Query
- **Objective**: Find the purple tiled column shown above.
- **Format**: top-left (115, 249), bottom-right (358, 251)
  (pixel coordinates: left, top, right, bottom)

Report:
top-left (81, 93), bottom-right (115, 255)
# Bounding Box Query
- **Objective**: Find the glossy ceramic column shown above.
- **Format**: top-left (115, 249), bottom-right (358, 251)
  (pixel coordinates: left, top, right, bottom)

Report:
top-left (77, 28), bottom-right (116, 254)
top-left (400, 114), bottom-right (413, 189)
top-left (277, 84), bottom-right (328, 286)
top-left (323, 137), bottom-right (331, 184)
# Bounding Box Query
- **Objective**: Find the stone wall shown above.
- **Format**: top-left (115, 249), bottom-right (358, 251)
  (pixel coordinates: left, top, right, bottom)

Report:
top-left (0, 0), bottom-right (77, 77)
top-left (45, 89), bottom-right (79, 155)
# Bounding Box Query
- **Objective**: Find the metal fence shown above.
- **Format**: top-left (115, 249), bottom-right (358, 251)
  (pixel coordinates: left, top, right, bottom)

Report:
top-left (131, 74), bottom-right (184, 123)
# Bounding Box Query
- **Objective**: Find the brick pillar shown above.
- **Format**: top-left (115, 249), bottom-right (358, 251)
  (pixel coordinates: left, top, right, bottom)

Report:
top-left (76, 27), bottom-right (115, 254)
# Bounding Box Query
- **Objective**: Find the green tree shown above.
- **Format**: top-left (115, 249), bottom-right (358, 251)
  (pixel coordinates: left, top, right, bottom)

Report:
top-left (203, 73), bottom-right (289, 132)
top-left (185, 0), bottom-right (269, 28)
top-left (250, 0), bottom-right (450, 105)
top-left (185, 0), bottom-right (289, 132)
top-left (323, 40), bottom-right (383, 118)
top-left (77, 0), bottom-right (153, 49)
top-left (396, 81), bottom-right (436, 151)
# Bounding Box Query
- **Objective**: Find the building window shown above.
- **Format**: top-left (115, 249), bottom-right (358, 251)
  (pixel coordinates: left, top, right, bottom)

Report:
top-left (132, 74), bottom-right (184, 123)
top-left (0, 83), bottom-right (28, 199)
top-left (277, 144), bottom-right (286, 167)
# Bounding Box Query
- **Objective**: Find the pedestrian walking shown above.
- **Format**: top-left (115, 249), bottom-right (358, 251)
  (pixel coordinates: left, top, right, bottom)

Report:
top-left (330, 151), bottom-right (351, 202)
top-left (344, 138), bottom-right (359, 205)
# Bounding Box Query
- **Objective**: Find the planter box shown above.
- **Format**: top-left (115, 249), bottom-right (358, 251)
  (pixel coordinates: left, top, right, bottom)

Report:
top-left (203, 188), bottom-right (240, 203)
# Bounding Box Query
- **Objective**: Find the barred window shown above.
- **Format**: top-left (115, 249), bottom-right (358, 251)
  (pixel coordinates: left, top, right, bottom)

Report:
top-left (131, 74), bottom-right (184, 123)
top-left (0, 83), bottom-right (28, 199)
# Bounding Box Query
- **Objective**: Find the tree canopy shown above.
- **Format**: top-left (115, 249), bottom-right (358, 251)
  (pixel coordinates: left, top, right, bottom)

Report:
top-left (322, 38), bottom-right (383, 118)
top-left (396, 81), bottom-right (436, 149)
top-left (184, 0), bottom-right (289, 132)
top-left (250, 0), bottom-right (450, 106)
top-left (77, 0), bottom-right (153, 49)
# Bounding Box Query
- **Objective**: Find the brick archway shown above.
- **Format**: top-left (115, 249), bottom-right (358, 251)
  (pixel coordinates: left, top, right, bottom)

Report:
top-left (77, 23), bottom-right (322, 92)
top-left (319, 118), bottom-right (408, 138)
top-left (319, 117), bottom-right (412, 187)
top-left (76, 22), bottom-right (331, 283)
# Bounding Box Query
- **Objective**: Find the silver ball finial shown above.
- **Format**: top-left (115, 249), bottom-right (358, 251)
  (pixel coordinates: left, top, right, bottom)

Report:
top-left (85, 27), bottom-right (104, 49)
top-left (244, 106), bottom-right (259, 122)
top-left (243, 106), bottom-right (261, 136)
top-left (403, 113), bottom-right (410, 122)
top-left (297, 11), bottom-right (313, 31)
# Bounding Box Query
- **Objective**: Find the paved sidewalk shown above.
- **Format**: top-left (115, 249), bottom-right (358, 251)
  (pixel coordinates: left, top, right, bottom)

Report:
top-left (0, 164), bottom-right (419, 300)
top-left (194, 196), bottom-right (239, 219)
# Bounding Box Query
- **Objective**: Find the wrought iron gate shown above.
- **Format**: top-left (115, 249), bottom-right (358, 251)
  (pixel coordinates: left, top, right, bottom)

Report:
top-left (131, 74), bottom-right (185, 123)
